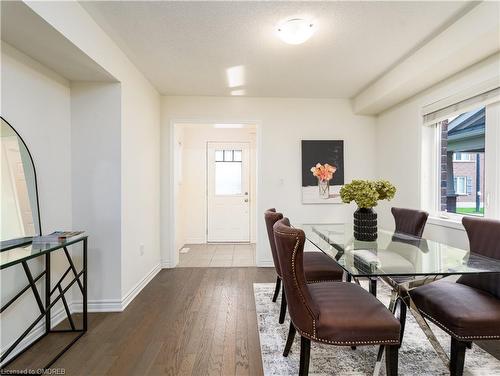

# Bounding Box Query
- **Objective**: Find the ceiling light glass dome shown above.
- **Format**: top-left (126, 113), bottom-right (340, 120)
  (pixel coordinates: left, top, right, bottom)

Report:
top-left (276, 18), bottom-right (316, 45)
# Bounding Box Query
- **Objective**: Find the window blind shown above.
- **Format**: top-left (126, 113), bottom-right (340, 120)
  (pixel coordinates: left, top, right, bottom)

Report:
top-left (423, 85), bottom-right (500, 126)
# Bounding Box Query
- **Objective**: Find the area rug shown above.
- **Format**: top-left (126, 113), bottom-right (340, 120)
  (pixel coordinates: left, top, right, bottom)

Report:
top-left (254, 282), bottom-right (500, 376)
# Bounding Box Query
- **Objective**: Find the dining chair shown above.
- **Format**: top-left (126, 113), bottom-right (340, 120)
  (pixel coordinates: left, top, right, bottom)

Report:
top-left (273, 218), bottom-right (401, 376)
top-left (391, 207), bottom-right (429, 238)
top-left (389, 207), bottom-right (429, 345)
top-left (364, 208), bottom-right (430, 297)
top-left (265, 209), bottom-right (344, 324)
top-left (409, 216), bottom-right (500, 376)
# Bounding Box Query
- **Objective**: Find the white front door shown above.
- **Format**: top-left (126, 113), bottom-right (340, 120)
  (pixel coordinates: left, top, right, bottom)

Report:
top-left (207, 142), bottom-right (250, 242)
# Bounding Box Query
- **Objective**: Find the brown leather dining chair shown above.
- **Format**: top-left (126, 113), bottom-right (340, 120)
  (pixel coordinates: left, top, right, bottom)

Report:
top-left (265, 209), bottom-right (344, 324)
top-left (273, 218), bottom-right (401, 375)
top-left (391, 207), bottom-right (429, 238)
top-left (409, 216), bottom-right (500, 376)
top-left (390, 207), bottom-right (429, 345)
top-left (364, 207), bottom-right (429, 297)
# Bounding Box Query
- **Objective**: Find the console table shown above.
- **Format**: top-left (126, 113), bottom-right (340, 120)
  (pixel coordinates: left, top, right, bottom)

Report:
top-left (0, 236), bottom-right (87, 372)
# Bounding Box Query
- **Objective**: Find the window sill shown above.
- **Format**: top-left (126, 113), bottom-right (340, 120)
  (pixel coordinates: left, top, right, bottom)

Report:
top-left (427, 216), bottom-right (464, 231)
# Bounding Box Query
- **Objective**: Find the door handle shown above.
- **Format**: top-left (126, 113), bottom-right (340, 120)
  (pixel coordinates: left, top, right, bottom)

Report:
top-left (244, 199), bottom-right (249, 202)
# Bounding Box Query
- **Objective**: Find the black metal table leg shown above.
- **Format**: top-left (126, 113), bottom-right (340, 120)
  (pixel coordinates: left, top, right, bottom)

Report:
top-left (0, 268), bottom-right (84, 365)
top-left (58, 285), bottom-right (76, 330)
top-left (63, 246), bottom-right (84, 293)
top-left (21, 261), bottom-right (44, 315)
top-left (83, 238), bottom-right (88, 332)
top-left (45, 253), bottom-right (51, 332)
top-left (1, 237), bottom-right (88, 371)
top-left (369, 278), bottom-right (377, 297)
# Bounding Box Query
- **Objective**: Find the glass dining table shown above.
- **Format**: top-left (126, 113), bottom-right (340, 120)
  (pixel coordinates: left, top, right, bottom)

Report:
top-left (296, 223), bottom-right (500, 374)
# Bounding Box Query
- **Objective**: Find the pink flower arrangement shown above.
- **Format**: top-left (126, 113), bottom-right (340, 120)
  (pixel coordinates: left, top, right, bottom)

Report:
top-left (310, 163), bottom-right (336, 182)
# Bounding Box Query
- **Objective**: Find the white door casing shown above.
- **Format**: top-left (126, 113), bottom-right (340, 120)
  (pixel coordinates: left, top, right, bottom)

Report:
top-left (207, 142), bottom-right (250, 242)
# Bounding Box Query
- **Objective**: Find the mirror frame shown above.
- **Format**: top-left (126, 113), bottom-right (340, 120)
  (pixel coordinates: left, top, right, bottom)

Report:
top-left (1, 116), bottom-right (42, 248)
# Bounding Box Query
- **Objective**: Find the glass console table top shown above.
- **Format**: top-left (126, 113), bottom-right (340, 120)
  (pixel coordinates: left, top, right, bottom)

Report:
top-left (297, 223), bottom-right (500, 278)
top-left (0, 236), bottom-right (87, 270)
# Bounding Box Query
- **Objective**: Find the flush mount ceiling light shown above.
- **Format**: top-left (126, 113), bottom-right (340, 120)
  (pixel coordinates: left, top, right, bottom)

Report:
top-left (276, 18), bottom-right (316, 45)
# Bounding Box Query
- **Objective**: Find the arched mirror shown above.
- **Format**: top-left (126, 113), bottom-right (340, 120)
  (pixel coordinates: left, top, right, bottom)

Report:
top-left (0, 116), bottom-right (41, 247)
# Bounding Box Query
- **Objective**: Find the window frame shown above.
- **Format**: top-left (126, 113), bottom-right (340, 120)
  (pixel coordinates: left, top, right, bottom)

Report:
top-left (421, 99), bottom-right (500, 222)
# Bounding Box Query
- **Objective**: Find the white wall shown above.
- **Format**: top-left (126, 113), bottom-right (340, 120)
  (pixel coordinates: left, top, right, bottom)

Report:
top-left (0, 42), bottom-right (73, 356)
top-left (70, 82), bottom-right (122, 305)
top-left (176, 125), bottom-right (257, 246)
top-left (161, 96), bottom-right (377, 266)
top-left (0, 11), bottom-right (162, 364)
top-left (375, 53), bottom-right (500, 249)
top-left (25, 1), bottom-right (162, 302)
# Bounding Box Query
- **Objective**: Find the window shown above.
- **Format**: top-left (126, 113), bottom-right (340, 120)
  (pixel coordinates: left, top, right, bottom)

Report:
top-left (453, 176), bottom-right (470, 195)
top-left (436, 107), bottom-right (485, 216)
top-left (453, 152), bottom-right (474, 162)
top-left (422, 93), bottom-right (500, 220)
top-left (421, 83), bottom-right (500, 220)
top-left (215, 149), bottom-right (241, 162)
top-left (214, 149), bottom-right (242, 195)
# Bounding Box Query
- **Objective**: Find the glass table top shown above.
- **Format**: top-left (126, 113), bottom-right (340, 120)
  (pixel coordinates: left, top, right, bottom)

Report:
top-left (0, 236), bottom-right (87, 270)
top-left (297, 223), bottom-right (500, 278)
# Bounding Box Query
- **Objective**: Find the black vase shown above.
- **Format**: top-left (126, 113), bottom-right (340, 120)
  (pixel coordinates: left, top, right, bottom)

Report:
top-left (353, 207), bottom-right (377, 241)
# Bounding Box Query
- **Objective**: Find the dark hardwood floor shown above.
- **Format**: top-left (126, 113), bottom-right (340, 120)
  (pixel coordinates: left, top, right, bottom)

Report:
top-left (5, 267), bottom-right (275, 376)
top-left (5, 267), bottom-right (500, 375)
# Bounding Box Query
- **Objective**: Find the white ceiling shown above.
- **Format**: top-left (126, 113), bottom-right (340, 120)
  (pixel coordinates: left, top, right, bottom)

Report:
top-left (81, 1), bottom-right (475, 98)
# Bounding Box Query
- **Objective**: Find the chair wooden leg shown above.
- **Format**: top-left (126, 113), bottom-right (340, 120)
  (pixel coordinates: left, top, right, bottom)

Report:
top-left (299, 336), bottom-right (311, 376)
top-left (450, 338), bottom-right (467, 376)
top-left (272, 276), bottom-right (281, 302)
top-left (369, 278), bottom-right (377, 297)
top-left (397, 299), bottom-right (407, 348)
top-left (385, 345), bottom-right (399, 376)
top-left (283, 322), bottom-right (296, 357)
top-left (279, 288), bottom-right (287, 324)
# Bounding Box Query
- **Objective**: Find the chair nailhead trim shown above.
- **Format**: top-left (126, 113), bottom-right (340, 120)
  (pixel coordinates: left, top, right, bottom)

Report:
top-left (296, 327), bottom-right (399, 346)
top-left (419, 310), bottom-right (500, 340)
top-left (275, 229), bottom-right (317, 337)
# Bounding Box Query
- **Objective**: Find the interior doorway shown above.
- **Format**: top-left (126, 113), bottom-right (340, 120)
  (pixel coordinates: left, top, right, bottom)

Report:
top-left (172, 123), bottom-right (257, 267)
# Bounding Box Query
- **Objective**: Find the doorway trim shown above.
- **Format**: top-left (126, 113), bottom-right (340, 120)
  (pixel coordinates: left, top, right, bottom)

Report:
top-left (167, 118), bottom-right (263, 268)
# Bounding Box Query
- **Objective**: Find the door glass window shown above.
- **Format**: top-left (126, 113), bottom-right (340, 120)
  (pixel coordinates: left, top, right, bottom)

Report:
top-left (215, 149), bottom-right (243, 195)
top-left (215, 150), bottom-right (224, 162)
top-left (223, 150), bottom-right (233, 162)
top-left (233, 150), bottom-right (242, 161)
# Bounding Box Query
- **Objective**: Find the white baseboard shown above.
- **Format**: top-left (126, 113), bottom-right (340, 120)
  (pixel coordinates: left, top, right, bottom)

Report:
top-left (72, 298), bottom-right (123, 313)
top-left (161, 259), bottom-right (176, 268)
top-left (121, 263), bottom-right (161, 310)
top-left (183, 238), bottom-right (205, 245)
top-left (256, 258), bottom-right (274, 267)
top-left (73, 263), bottom-right (162, 312)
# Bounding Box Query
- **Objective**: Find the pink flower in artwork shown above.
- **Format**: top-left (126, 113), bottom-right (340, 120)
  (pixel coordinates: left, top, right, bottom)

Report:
top-left (310, 163), bottom-right (337, 182)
